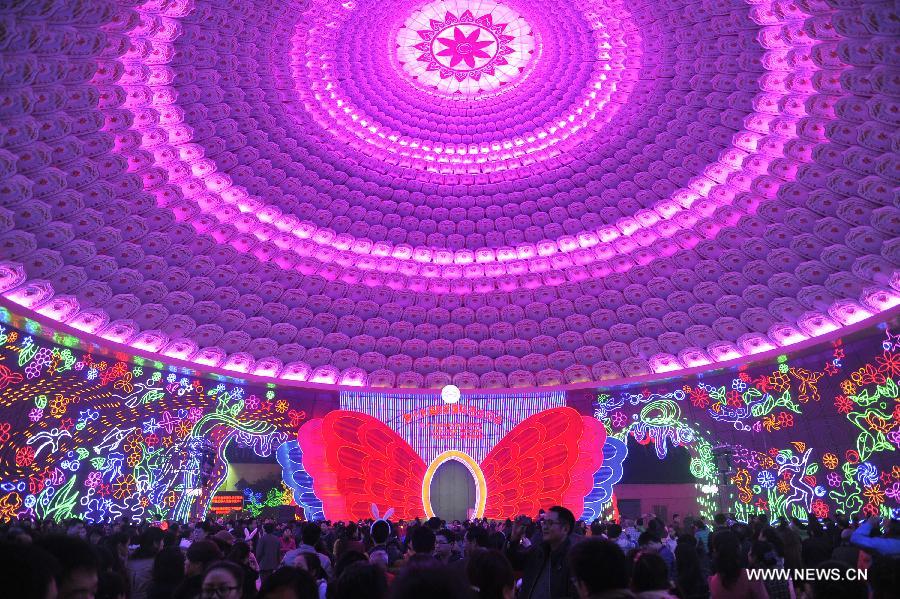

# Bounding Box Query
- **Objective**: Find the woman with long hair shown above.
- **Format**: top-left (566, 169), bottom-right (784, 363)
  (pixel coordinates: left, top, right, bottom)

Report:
top-left (709, 531), bottom-right (768, 599)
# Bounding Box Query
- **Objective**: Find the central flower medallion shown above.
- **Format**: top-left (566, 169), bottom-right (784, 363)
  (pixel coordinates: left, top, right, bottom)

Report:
top-left (396, 1), bottom-right (536, 96)
top-left (423, 12), bottom-right (509, 78)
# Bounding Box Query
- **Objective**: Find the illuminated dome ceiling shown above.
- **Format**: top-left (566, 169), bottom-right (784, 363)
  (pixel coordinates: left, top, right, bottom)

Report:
top-left (1, 0), bottom-right (898, 389)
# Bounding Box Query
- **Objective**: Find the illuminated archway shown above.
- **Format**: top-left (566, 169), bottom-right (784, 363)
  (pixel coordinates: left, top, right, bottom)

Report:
top-left (422, 450), bottom-right (487, 519)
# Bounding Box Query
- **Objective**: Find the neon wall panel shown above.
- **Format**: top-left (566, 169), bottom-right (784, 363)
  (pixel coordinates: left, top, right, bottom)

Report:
top-left (0, 309), bottom-right (896, 523)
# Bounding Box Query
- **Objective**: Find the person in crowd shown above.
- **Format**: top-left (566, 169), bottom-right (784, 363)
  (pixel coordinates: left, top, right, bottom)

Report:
top-left (709, 514), bottom-right (730, 553)
top-left (174, 539), bottom-right (223, 599)
top-left (332, 550), bottom-right (368, 580)
top-left (256, 567), bottom-right (318, 599)
top-left (607, 523), bottom-right (634, 553)
top-left (0, 541), bottom-right (60, 599)
top-left (257, 523), bottom-right (283, 582)
top-left (487, 530), bottom-right (507, 552)
top-left (830, 527), bottom-right (859, 566)
top-left (102, 532), bottom-right (130, 580)
top-left (211, 530), bottom-right (237, 555)
top-left (636, 532), bottom-right (675, 583)
top-left (708, 530), bottom-right (768, 599)
top-left (622, 519), bottom-right (640, 548)
top-left (226, 541), bottom-right (259, 598)
top-left (37, 534), bottom-right (100, 599)
top-left (631, 552), bottom-right (677, 599)
top-left (369, 520), bottom-right (401, 566)
top-left (691, 519), bottom-right (710, 553)
top-left (569, 537), bottom-right (633, 599)
top-left (674, 534), bottom-right (708, 599)
top-left (129, 527), bottom-right (165, 599)
top-left (434, 529), bottom-right (461, 564)
top-left (294, 552), bottom-right (327, 599)
top-left (280, 527), bottom-right (297, 562)
top-left (464, 526), bottom-right (490, 555)
top-left (189, 523), bottom-right (211, 547)
top-left (283, 523), bottom-right (333, 577)
top-left (200, 560), bottom-right (244, 599)
top-left (868, 555), bottom-right (900, 599)
top-left (333, 522), bottom-right (365, 560)
top-left (753, 527), bottom-right (784, 568)
top-left (148, 546), bottom-right (185, 599)
top-left (850, 516), bottom-right (900, 557)
top-left (368, 549), bottom-right (394, 585)
top-left (329, 562), bottom-right (388, 599)
top-left (402, 525), bottom-right (437, 565)
top-left (801, 520), bottom-right (833, 568)
top-left (466, 548), bottom-right (515, 599)
top-left (96, 570), bottom-right (127, 599)
top-left (798, 560), bottom-right (867, 599)
top-left (387, 561), bottom-right (474, 599)
top-left (774, 519), bottom-right (802, 570)
top-left (748, 541), bottom-right (791, 599)
top-left (507, 506), bottom-right (578, 599)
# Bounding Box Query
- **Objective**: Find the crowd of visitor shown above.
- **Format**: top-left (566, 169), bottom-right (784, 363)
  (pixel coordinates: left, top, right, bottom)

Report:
top-left (0, 507), bottom-right (898, 599)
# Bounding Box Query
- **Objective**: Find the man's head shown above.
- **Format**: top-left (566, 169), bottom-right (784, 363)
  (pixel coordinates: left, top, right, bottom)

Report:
top-left (264, 522), bottom-right (275, 534)
top-left (569, 539), bottom-right (628, 598)
top-left (435, 529), bottom-right (455, 559)
top-left (410, 525), bottom-right (436, 556)
top-left (139, 527), bottom-right (165, 554)
top-left (0, 541), bottom-right (59, 599)
top-left (606, 523), bottom-right (622, 539)
top-left (36, 535), bottom-right (98, 599)
top-left (542, 506), bottom-right (575, 546)
top-left (190, 523), bottom-right (208, 542)
top-left (66, 519), bottom-right (87, 539)
top-left (714, 513), bottom-right (727, 526)
top-left (638, 531), bottom-right (662, 551)
top-left (464, 526), bottom-right (489, 554)
top-left (301, 522), bottom-right (321, 547)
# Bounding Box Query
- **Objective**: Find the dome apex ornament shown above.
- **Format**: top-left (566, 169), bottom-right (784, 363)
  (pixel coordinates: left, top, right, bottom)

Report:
top-left (396, 1), bottom-right (535, 96)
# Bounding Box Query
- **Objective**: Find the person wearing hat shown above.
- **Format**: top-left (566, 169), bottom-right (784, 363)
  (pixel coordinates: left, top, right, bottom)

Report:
top-left (212, 530), bottom-right (236, 554)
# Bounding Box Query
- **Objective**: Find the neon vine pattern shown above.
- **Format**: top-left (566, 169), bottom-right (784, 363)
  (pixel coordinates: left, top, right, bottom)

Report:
top-left (590, 325), bottom-right (899, 522)
top-left (0, 321), bottom-right (302, 523)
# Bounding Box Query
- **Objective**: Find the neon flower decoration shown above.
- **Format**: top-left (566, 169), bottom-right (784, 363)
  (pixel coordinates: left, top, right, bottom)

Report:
top-left (584, 325), bottom-right (899, 522)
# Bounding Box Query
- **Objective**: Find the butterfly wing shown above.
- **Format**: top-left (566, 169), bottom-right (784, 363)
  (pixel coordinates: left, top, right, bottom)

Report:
top-left (296, 411), bottom-right (427, 521)
top-left (480, 407), bottom-right (606, 520)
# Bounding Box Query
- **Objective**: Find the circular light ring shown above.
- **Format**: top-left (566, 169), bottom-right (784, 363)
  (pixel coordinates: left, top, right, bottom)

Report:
top-left (290, 0), bottom-right (635, 174)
